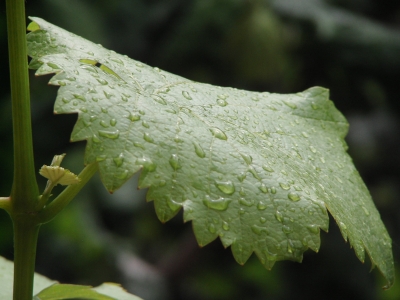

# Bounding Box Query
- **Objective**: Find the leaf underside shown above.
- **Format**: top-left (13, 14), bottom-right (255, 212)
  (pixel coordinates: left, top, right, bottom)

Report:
top-left (27, 17), bottom-right (394, 288)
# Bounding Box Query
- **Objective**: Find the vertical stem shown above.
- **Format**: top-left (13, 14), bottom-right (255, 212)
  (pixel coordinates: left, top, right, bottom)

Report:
top-left (6, 0), bottom-right (40, 299)
top-left (7, 0), bottom-right (39, 211)
top-left (12, 217), bottom-right (41, 300)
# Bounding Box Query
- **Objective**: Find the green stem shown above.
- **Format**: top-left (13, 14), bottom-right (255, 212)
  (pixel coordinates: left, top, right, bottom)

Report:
top-left (12, 216), bottom-right (41, 300)
top-left (7, 0), bottom-right (39, 212)
top-left (39, 163), bottom-right (99, 223)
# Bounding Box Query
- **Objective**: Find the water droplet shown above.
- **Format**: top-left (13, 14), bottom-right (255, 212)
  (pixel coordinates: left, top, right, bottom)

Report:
top-left (339, 221), bottom-right (347, 230)
top-left (98, 130), bottom-right (119, 139)
top-left (288, 192), bottom-right (300, 202)
top-left (101, 107), bottom-right (108, 113)
top-left (210, 128), bottom-right (227, 140)
top-left (73, 94), bottom-right (86, 102)
top-left (217, 94), bottom-right (228, 100)
top-left (169, 154), bottom-right (182, 170)
top-left (113, 153), bottom-right (124, 167)
top-left (260, 217), bottom-right (266, 223)
top-left (282, 225), bottom-right (292, 234)
top-left (283, 100), bottom-right (297, 109)
top-left (193, 142), bottom-right (206, 158)
top-left (279, 182), bottom-right (290, 190)
top-left (251, 225), bottom-right (268, 235)
top-left (311, 102), bottom-right (319, 110)
top-left (239, 208), bottom-right (245, 214)
top-left (222, 221), bottom-right (230, 231)
top-left (248, 166), bottom-right (261, 180)
top-left (203, 196), bottom-right (231, 211)
top-left (275, 211), bottom-right (283, 222)
top-left (143, 132), bottom-right (154, 143)
top-left (320, 156), bottom-right (325, 163)
top-left (216, 99), bottom-right (228, 107)
top-left (152, 95), bottom-right (167, 105)
top-left (307, 225), bottom-right (319, 234)
top-left (259, 184), bottom-right (268, 194)
top-left (215, 181), bottom-right (235, 195)
top-left (96, 155), bottom-right (106, 162)
top-left (251, 96), bottom-right (260, 101)
top-left (167, 198), bottom-right (182, 212)
top-left (262, 165), bottom-right (274, 172)
top-left (128, 113), bottom-right (141, 122)
top-left (110, 119), bottom-right (117, 126)
top-left (139, 110), bottom-right (145, 115)
top-left (182, 91), bottom-right (192, 100)
top-left (159, 180), bottom-right (166, 187)
top-left (92, 135), bottom-right (101, 143)
top-left (135, 157), bottom-right (156, 172)
top-left (240, 153), bottom-right (253, 165)
top-left (257, 201), bottom-right (267, 210)
top-left (133, 142), bottom-right (145, 149)
top-left (100, 120), bottom-right (109, 128)
top-left (362, 206), bottom-right (370, 216)
top-left (97, 78), bottom-right (108, 85)
top-left (239, 198), bottom-right (253, 207)
top-left (301, 132), bottom-right (309, 138)
top-left (309, 145), bottom-right (317, 153)
top-left (142, 121), bottom-right (150, 128)
top-left (208, 223), bottom-right (217, 234)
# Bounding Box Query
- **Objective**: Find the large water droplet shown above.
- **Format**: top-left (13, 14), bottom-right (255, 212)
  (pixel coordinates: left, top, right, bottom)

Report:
top-left (113, 153), bottom-right (124, 167)
top-left (270, 187), bottom-right (277, 194)
top-left (169, 154), bottom-right (182, 170)
top-left (251, 225), bottom-right (268, 235)
top-left (167, 198), bottom-right (182, 212)
top-left (182, 91), bottom-right (192, 100)
top-left (193, 142), bottom-right (206, 158)
top-left (215, 181), bottom-right (235, 195)
top-left (208, 223), bottom-right (217, 234)
top-left (136, 157), bottom-right (156, 172)
top-left (100, 120), bottom-right (109, 128)
top-left (239, 198), bottom-right (253, 207)
top-left (97, 78), bottom-right (108, 85)
top-left (258, 184), bottom-right (268, 194)
top-left (288, 192), bottom-right (300, 202)
top-left (143, 132), bottom-right (154, 143)
top-left (203, 196), bottom-right (231, 211)
top-left (216, 99), bottom-right (228, 107)
top-left (262, 165), bottom-right (274, 172)
top-left (279, 182), bottom-right (290, 190)
top-left (275, 211), bottom-right (283, 222)
top-left (209, 127), bottom-right (227, 140)
top-left (222, 221), bottom-right (230, 231)
top-left (128, 113), bottom-right (141, 122)
top-left (248, 166), bottom-right (261, 180)
top-left (110, 119), bottom-right (117, 126)
top-left (98, 130), bottom-right (119, 139)
top-left (152, 95), bottom-right (167, 105)
top-left (240, 153), bottom-right (253, 165)
top-left (282, 225), bottom-right (292, 234)
top-left (307, 224), bottom-right (319, 234)
top-left (92, 135), bottom-right (101, 143)
top-left (283, 100), bottom-right (297, 109)
top-left (142, 121), bottom-right (150, 128)
top-left (257, 201), bottom-right (267, 210)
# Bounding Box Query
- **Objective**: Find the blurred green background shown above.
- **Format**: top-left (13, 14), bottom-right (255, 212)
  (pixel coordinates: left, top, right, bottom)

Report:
top-left (1, 0), bottom-right (400, 299)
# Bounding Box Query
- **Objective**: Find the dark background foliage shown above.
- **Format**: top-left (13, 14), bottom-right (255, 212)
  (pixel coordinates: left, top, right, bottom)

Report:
top-left (1, 0), bottom-right (400, 299)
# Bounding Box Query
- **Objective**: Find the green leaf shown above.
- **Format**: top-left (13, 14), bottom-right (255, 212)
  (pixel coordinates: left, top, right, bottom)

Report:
top-left (27, 17), bottom-right (394, 288)
top-left (0, 256), bottom-right (142, 300)
top-left (0, 256), bottom-right (56, 299)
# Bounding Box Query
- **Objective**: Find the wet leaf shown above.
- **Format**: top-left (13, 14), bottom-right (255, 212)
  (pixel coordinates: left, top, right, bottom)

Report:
top-left (27, 17), bottom-right (394, 288)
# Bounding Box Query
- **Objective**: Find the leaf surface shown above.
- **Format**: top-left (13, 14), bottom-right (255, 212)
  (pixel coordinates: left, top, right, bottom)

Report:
top-left (0, 256), bottom-right (142, 299)
top-left (27, 17), bottom-right (394, 287)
